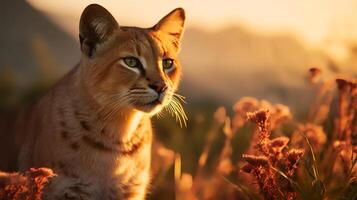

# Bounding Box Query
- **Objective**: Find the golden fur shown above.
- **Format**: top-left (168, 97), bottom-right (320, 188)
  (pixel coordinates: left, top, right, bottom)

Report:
top-left (0, 4), bottom-right (185, 199)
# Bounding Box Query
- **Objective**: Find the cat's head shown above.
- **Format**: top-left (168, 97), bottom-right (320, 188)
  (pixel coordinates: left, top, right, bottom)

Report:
top-left (78, 4), bottom-right (185, 117)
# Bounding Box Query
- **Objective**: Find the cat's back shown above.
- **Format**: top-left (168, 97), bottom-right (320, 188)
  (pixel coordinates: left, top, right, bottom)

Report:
top-left (0, 67), bottom-right (77, 172)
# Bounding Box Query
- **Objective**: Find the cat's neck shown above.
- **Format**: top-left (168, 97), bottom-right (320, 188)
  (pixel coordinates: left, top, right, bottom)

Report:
top-left (107, 108), bottom-right (145, 142)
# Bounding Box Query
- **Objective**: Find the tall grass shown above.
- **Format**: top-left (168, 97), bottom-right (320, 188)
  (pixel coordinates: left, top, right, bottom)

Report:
top-left (0, 68), bottom-right (355, 200)
top-left (153, 68), bottom-right (357, 200)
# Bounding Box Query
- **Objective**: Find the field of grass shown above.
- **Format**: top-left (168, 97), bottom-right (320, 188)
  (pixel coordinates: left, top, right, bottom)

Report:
top-left (0, 67), bottom-right (355, 200)
top-left (149, 68), bottom-right (357, 200)
top-left (1, 1), bottom-right (357, 199)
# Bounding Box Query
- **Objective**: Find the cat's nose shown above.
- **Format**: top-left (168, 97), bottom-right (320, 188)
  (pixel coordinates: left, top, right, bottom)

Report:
top-left (149, 83), bottom-right (167, 94)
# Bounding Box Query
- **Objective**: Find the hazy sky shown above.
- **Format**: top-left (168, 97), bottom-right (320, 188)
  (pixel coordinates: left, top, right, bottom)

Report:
top-left (28, 0), bottom-right (357, 59)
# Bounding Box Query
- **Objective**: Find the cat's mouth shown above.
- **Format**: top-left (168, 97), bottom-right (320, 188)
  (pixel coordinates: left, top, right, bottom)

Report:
top-left (133, 97), bottom-right (165, 114)
top-left (130, 91), bottom-right (172, 114)
top-left (144, 98), bottom-right (162, 106)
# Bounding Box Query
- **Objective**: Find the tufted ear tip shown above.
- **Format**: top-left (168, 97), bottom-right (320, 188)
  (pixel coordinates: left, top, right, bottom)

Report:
top-left (153, 8), bottom-right (186, 39)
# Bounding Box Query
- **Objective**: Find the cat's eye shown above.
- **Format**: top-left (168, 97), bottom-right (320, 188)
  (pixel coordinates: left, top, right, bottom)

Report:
top-left (123, 57), bottom-right (141, 68)
top-left (162, 58), bottom-right (174, 70)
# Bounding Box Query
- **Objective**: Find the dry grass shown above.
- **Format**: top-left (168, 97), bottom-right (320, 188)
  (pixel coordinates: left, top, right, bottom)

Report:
top-left (0, 68), bottom-right (355, 200)
top-left (157, 68), bottom-right (357, 200)
top-left (0, 168), bottom-right (55, 200)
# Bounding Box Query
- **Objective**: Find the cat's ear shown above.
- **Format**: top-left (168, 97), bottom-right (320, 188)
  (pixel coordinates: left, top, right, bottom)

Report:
top-left (79, 4), bottom-right (119, 58)
top-left (152, 8), bottom-right (185, 40)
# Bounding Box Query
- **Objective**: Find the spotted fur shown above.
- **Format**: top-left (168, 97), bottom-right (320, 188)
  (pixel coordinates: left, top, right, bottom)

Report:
top-left (0, 4), bottom-right (185, 200)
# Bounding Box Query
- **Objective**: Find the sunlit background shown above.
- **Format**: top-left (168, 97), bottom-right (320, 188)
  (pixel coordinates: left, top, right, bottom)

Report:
top-left (2, 0), bottom-right (357, 110)
top-left (1, 0), bottom-right (357, 199)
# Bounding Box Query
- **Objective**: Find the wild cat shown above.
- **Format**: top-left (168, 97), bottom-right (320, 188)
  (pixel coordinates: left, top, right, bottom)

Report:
top-left (0, 4), bottom-right (186, 200)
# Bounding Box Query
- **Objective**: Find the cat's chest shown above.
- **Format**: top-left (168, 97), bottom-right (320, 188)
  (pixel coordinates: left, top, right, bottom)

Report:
top-left (45, 148), bottom-right (151, 200)
top-left (80, 141), bottom-right (151, 175)
top-left (52, 128), bottom-right (152, 181)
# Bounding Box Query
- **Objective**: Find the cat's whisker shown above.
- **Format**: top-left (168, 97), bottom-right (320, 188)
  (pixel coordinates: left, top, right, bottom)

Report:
top-left (129, 90), bottom-right (147, 95)
top-left (173, 94), bottom-right (186, 104)
top-left (165, 95), bottom-right (188, 127)
top-left (166, 89), bottom-right (186, 102)
top-left (170, 104), bottom-right (186, 124)
top-left (166, 90), bottom-right (188, 125)
top-left (156, 111), bottom-right (164, 119)
top-left (168, 103), bottom-right (180, 124)
top-left (172, 92), bottom-right (185, 98)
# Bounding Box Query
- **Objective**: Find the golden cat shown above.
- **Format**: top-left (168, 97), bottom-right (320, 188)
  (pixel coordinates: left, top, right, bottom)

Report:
top-left (0, 4), bottom-right (185, 199)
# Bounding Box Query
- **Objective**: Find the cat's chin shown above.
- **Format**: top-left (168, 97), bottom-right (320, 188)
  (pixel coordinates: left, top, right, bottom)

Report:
top-left (133, 101), bottom-right (164, 115)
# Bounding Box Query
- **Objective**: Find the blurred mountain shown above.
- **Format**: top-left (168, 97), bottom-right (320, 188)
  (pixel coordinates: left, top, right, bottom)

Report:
top-left (179, 27), bottom-right (332, 109)
top-left (0, 0), bottom-right (79, 90)
top-left (2, 1), bottom-right (354, 112)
